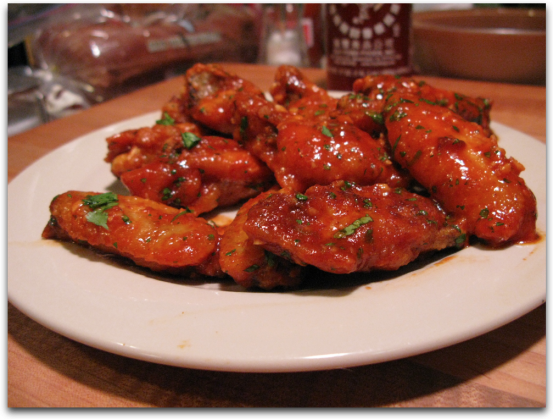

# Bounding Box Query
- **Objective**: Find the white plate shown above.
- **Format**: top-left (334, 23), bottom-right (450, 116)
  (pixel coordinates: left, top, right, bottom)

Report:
top-left (8, 111), bottom-right (546, 373)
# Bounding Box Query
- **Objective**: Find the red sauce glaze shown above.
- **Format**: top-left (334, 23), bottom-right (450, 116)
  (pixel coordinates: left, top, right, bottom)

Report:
top-left (243, 181), bottom-right (461, 275)
top-left (383, 91), bottom-right (537, 246)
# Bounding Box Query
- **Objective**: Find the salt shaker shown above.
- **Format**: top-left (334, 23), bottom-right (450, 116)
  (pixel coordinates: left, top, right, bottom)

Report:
top-left (258, 4), bottom-right (308, 67)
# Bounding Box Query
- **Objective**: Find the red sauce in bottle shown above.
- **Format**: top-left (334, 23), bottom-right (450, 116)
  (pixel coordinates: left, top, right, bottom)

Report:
top-left (325, 4), bottom-right (413, 90)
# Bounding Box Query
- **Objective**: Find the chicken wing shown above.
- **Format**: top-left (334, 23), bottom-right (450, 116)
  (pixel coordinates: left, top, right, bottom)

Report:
top-left (179, 63), bottom-right (265, 135)
top-left (42, 191), bottom-right (222, 275)
top-left (353, 74), bottom-right (492, 136)
top-left (269, 65), bottom-right (339, 119)
top-left (233, 90), bottom-right (410, 192)
top-left (383, 91), bottom-right (537, 246)
top-left (105, 122), bottom-right (204, 178)
top-left (219, 190), bottom-right (305, 290)
top-left (120, 135), bottom-right (274, 214)
top-left (243, 181), bottom-right (462, 275)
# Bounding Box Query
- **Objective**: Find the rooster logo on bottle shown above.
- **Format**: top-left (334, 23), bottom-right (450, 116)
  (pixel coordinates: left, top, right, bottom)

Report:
top-left (329, 4), bottom-right (403, 42)
top-left (326, 4), bottom-right (411, 81)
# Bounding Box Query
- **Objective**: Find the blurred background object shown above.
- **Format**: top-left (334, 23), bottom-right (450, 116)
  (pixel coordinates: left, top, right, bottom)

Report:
top-left (258, 4), bottom-right (309, 67)
top-left (301, 4), bottom-right (325, 68)
top-left (412, 3), bottom-right (474, 13)
top-left (8, 3), bottom-right (546, 137)
top-left (8, 3), bottom-right (260, 136)
top-left (29, 4), bottom-right (259, 102)
top-left (324, 4), bottom-right (413, 90)
top-left (412, 4), bottom-right (546, 85)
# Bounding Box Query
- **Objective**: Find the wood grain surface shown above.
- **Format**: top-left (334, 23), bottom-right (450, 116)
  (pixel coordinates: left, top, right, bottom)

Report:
top-left (8, 63), bottom-right (546, 408)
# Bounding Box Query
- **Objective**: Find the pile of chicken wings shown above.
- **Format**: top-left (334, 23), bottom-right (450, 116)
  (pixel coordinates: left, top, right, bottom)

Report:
top-left (43, 64), bottom-right (538, 290)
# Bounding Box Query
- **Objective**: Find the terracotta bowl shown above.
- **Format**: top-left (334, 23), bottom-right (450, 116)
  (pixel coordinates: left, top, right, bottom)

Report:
top-left (413, 8), bottom-right (545, 85)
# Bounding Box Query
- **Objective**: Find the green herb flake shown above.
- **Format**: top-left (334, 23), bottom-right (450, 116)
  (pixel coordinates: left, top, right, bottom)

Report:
top-left (86, 210), bottom-right (110, 230)
top-left (240, 116), bottom-right (249, 135)
top-left (295, 193), bottom-right (308, 201)
top-left (171, 208), bottom-right (193, 222)
top-left (408, 150), bottom-right (422, 166)
top-left (82, 192), bottom-right (118, 210)
top-left (334, 215), bottom-right (373, 239)
top-left (321, 126), bottom-right (334, 138)
top-left (389, 109), bottom-right (407, 122)
top-left (455, 233), bottom-right (466, 248)
top-left (82, 192), bottom-right (119, 230)
top-left (367, 111), bottom-right (384, 125)
top-left (156, 112), bottom-right (175, 126)
top-left (391, 134), bottom-right (401, 156)
top-left (225, 249), bottom-right (236, 256)
top-left (480, 208), bottom-right (489, 218)
top-left (244, 264), bottom-right (260, 273)
top-left (181, 132), bottom-right (202, 149)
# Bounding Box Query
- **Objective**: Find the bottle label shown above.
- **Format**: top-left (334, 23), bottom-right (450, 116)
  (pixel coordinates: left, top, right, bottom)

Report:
top-left (325, 4), bottom-right (412, 90)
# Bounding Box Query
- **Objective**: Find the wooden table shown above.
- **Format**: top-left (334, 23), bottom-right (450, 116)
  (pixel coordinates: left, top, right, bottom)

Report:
top-left (8, 63), bottom-right (546, 407)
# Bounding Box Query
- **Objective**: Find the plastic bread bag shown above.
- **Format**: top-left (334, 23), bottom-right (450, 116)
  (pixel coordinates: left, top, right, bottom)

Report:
top-left (29, 4), bottom-right (260, 102)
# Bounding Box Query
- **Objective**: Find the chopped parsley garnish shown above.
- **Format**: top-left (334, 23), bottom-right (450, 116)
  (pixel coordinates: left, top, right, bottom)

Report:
top-left (182, 132), bottom-right (201, 149)
top-left (296, 193), bottom-right (309, 201)
top-left (334, 215), bottom-right (373, 239)
top-left (321, 126), bottom-right (334, 138)
top-left (171, 207), bottom-right (193, 222)
top-left (367, 111), bottom-right (384, 125)
top-left (82, 192), bottom-right (118, 210)
top-left (156, 112), bottom-right (175, 126)
top-left (391, 134), bottom-right (401, 156)
top-left (389, 109), bottom-right (407, 122)
top-left (240, 116), bottom-right (249, 136)
top-left (455, 233), bottom-right (467, 248)
top-left (82, 192), bottom-right (119, 230)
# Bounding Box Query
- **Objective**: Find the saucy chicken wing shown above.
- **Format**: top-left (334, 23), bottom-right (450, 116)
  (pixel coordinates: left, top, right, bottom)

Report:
top-left (179, 63), bottom-right (265, 135)
top-left (270, 65), bottom-right (339, 119)
top-left (219, 190), bottom-right (305, 290)
top-left (42, 191), bottom-right (223, 275)
top-left (119, 135), bottom-right (274, 214)
top-left (233, 90), bottom-right (410, 192)
top-left (383, 91), bottom-right (537, 246)
top-left (243, 181), bottom-right (462, 275)
top-left (353, 74), bottom-right (492, 136)
top-left (107, 121), bottom-right (274, 214)
top-left (105, 122), bottom-right (204, 178)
